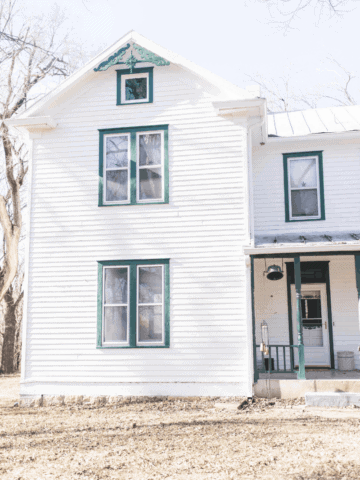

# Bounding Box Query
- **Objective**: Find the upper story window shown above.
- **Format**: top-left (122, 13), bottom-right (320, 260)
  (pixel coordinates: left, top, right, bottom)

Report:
top-left (283, 151), bottom-right (325, 222)
top-left (116, 67), bottom-right (153, 105)
top-left (99, 125), bottom-right (169, 206)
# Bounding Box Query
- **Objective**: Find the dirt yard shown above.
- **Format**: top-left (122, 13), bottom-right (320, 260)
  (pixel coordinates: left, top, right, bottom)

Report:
top-left (1, 376), bottom-right (360, 479)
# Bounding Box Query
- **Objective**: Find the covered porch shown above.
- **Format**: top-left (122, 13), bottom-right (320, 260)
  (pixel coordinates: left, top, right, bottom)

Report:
top-left (248, 249), bottom-right (360, 386)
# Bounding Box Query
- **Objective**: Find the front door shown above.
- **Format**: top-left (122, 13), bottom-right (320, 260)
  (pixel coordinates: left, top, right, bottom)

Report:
top-left (291, 283), bottom-right (330, 367)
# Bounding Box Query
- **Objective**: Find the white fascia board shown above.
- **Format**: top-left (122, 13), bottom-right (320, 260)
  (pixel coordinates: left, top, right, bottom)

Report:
top-left (4, 116), bottom-right (57, 130)
top-left (213, 98), bottom-right (266, 116)
top-left (243, 244), bottom-right (360, 255)
top-left (15, 31), bottom-right (249, 120)
top-left (267, 129), bottom-right (360, 144)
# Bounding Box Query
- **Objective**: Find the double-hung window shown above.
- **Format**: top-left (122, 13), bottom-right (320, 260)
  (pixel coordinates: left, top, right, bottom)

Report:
top-left (283, 151), bottom-right (325, 222)
top-left (97, 259), bottom-right (170, 348)
top-left (99, 125), bottom-right (169, 206)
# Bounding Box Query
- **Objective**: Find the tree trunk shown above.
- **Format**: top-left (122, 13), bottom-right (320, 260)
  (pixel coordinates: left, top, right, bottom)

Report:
top-left (1, 288), bottom-right (17, 374)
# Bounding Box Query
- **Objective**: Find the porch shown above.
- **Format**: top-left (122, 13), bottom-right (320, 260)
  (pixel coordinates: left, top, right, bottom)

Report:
top-left (248, 249), bottom-right (360, 389)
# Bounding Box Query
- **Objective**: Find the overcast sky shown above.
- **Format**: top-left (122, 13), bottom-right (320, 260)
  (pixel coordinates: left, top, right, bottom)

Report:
top-left (22, 0), bottom-right (360, 111)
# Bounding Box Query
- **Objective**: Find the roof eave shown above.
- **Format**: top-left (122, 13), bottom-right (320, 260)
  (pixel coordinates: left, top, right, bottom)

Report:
top-left (4, 115), bottom-right (57, 131)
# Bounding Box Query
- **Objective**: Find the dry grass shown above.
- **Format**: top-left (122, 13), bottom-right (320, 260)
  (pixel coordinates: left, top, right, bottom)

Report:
top-left (1, 393), bottom-right (360, 480)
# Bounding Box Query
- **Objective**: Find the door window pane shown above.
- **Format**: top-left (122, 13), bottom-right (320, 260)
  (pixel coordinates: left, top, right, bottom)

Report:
top-left (290, 158), bottom-right (317, 188)
top-left (291, 189), bottom-right (318, 217)
top-left (104, 306), bottom-right (127, 342)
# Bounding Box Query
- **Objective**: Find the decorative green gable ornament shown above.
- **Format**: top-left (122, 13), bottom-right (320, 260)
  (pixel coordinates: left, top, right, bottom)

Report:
top-left (94, 43), bottom-right (170, 73)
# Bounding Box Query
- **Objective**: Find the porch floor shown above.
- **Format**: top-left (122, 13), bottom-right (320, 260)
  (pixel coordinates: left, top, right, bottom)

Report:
top-left (258, 369), bottom-right (360, 380)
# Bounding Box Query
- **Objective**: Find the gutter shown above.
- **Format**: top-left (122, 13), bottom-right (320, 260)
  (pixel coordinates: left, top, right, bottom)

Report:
top-left (243, 243), bottom-right (360, 255)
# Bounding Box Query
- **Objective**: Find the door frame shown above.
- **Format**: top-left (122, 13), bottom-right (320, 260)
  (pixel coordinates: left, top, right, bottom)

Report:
top-left (286, 260), bottom-right (335, 369)
top-left (291, 283), bottom-right (330, 366)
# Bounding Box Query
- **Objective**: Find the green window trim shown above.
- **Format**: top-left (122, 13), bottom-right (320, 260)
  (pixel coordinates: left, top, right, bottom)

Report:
top-left (97, 259), bottom-right (170, 349)
top-left (98, 124), bottom-right (169, 207)
top-left (116, 67), bottom-right (153, 106)
top-left (283, 150), bottom-right (325, 222)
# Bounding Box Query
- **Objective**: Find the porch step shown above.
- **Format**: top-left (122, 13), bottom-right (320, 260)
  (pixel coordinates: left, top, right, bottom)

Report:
top-left (305, 392), bottom-right (360, 408)
top-left (254, 379), bottom-right (360, 399)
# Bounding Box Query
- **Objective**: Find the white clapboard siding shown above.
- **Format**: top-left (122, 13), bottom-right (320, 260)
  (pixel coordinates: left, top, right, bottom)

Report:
top-left (23, 62), bottom-right (251, 398)
top-left (252, 139), bottom-right (360, 235)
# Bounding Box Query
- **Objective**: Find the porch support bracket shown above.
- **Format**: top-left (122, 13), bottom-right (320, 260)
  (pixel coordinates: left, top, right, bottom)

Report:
top-left (294, 255), bottom-right (306, 379)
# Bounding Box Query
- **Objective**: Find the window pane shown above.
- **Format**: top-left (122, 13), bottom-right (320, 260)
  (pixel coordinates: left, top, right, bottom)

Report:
top-left (291, 189), bottom-right (318, 217)
top-left (104, 306), bottom-right (127, 342)
top-left (106, 136), bottom-right (129, 169)
top-left (290, 158), bottom-right (317, 188)
top-left (106, 170), bottom-right (128, 202)
top-left (139, 134), bottom-right (161, 166)
top-left (104, 267), bottom-right (128, 304)
top-left (139, 167), bottom-right (162, 200)
top-left (139, 266), bottom-right (162, 303)
top-left (126, 78), bottom-right (147, 100)
top-left (138, 305), bottom-right (163, 342)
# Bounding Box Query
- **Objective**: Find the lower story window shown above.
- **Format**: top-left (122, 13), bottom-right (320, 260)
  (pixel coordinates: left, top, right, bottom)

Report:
top-left (97, 259), bottom-right (170, 348)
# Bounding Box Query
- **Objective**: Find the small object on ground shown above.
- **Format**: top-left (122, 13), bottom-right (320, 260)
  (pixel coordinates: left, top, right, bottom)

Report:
top-left (238, 399), bottom-right (249, 410)
top-left (132, 423), bottom-right (136, 428)
top-left (13, 402), bottom-right (18, 407)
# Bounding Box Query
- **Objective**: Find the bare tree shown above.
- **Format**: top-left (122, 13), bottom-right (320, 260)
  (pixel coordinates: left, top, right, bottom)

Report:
top-left (261, 0), bottom-right (358, 31)
top-left (0, 0), bottom-right (84, 373)
top-left (247, 58), bottom-right (360, 112)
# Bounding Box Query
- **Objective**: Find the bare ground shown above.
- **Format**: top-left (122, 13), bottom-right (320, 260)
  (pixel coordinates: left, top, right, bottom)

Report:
top-left (1, 376), bottom-right (360, 479)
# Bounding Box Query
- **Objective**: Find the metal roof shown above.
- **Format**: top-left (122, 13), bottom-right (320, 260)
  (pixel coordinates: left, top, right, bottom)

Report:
top-left (255, 232), bottom-right (360, 248)
top-left (268, 105), bottom-right (360, 138)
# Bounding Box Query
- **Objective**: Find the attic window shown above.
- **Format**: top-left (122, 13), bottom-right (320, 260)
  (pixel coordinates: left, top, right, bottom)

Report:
top-left (117, 67), bottom-right (153, 105)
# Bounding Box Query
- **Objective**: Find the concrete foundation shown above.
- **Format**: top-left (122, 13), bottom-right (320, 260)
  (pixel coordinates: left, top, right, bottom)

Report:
top-left (305, 392), bottom-right (360, 407)
top-left (254, 379), bottom-right (360, 399)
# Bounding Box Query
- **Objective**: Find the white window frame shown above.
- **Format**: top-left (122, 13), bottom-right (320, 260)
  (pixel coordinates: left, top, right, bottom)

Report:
top-left (102, 265), bottom-right (130, 346)
top-left (121, 72), bottom-right (149, 104)
top-left (136, 264), bottom-right (165, 347)
top-left (136, 130), bottom-right (165, 203)
top-left (103, 133), bottom-right (131, 205)
top-left (287, 155), bottom-right (322, 221)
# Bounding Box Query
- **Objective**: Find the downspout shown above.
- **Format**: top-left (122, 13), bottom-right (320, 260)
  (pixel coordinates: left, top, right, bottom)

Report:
top-left (245, 108), bottom-right (266, 393)
top-left (246, 112), bottom-right (266, 247)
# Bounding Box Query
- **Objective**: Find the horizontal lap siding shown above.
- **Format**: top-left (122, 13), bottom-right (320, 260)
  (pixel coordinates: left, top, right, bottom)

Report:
top-left (25, 64), bottom-right (249, 389)
top-left (253, 142), bottom-right (360, 234)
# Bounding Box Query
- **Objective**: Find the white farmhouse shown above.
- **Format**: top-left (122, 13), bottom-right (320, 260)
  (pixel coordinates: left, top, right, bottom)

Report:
top-left (8, 31), bottom-right (360, 401)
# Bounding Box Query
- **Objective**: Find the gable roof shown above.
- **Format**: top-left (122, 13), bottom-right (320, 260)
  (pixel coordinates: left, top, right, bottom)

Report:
top-left (268, 105), bottom-right (360, 138)
top-left (14, 30), bottom-right (250, 120)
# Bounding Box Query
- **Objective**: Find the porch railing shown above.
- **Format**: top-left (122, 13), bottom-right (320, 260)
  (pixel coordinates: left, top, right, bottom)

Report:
top-left (256, 344), bottom-right (299, 374)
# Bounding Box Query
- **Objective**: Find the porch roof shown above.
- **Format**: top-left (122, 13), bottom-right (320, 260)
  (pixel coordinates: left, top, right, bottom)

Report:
top-left (244, 232), bottom-right (360, 256)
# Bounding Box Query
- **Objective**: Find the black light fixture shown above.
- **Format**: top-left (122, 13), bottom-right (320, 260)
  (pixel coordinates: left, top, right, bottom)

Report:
top-left (266, 265), bottom-right (284, 281)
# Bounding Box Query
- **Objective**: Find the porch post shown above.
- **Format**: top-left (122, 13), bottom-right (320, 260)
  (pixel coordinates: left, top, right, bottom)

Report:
top-left (251, 256), bottom-right (259, 383)
top-left (355, 254), bottom-right (360, 330)
top-left (294, 255), bottom-right (306, 379)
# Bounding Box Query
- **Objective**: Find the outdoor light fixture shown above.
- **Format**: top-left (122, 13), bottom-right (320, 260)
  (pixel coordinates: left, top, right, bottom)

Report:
top-left (266, 265), bottom-right (284, 281)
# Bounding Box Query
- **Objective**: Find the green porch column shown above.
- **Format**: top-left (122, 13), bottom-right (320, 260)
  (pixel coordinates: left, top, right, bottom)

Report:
top-left (355, 254), bottom-right (360, 330)
top-left (251, 256), bottom-right (259, 383)
top-left (294, 255), bottom-right (306, 379)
